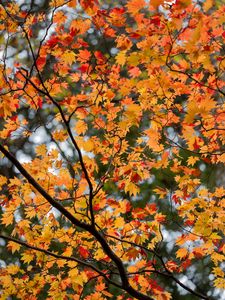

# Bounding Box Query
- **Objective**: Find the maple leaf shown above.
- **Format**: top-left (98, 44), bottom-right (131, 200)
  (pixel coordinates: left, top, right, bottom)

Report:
top-left (7, 241), bottom-right (21, 254)
top-left (145, 128), bottom-right (164, 152)
top-left (21, 252), bottom-right (34, 264)
top-left (213, 267), bottom-right (224, 277)
top-left (80, 0), bottom-right (99, 15)
top-left (116, 50), bottom-right (127, 66)
top-left (35, 144), bottom-right (47, 157)
top-left (68, 268), bottom-right (78, 280)
top-left (61, 50), bottom-right (76, 65)
top-left (36, 56), bottom-right (46, 71)
top-left (187, 156), bottom-right (198, 166)
top-left (6, 264), bottom-right (20, 275)
top-left (96, 282), bottom-right (105, 292)
top-left (214, 278), bottom-right (225, 289)
top-left (125, 247), bottom-right (140, 259)
top-left (0, 1), bottom-right (225, 299)
top-left (126, 0), bottom-right (146, 15)
top-left (176, 248), bottom-right (188, 260)
top-left (129, 66), bottom-right (141, 78)
top-left (150, 0), bottom-right (165, 9)
top-left (124, 182), bottom-right (140, 196)
top-left (77, 49), bottom-right (91, 63)
top-left (75, 120), bottom-right (88, 135)
top-left (1, 212), bottom-right (14, 227)
top-left (78, 246), bottom-right (90, 259)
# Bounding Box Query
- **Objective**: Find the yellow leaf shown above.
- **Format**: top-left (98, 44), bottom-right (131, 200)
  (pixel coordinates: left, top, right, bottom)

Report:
top-left (94, 248), bottom-right (105, 260)
top-left (211, 252), bottom-right (225, 265)
top-left (187, 156), bottom-right (198, 166)
top-left (127, 52), bottom-right (140, 66)
top-left (214, 278), bottom-right (225, 289)
top-left (124, 104), bottom-right (142, 125)
top-left (42, 226), bottom-right (54, 241)
top-left (210, 233), bottom-right (222, 240)
top-left (83, 139), bottom-right (94, 152)
top-left (7, 264), bottom-right (20, 275)
top-left (68, 268), bottom-right (79, 279)
top-left (61, 50), bottom-right (76, 65)
top-left (1, 212), bottom-right (14, 226)
top-left (50, 148), bottom-right (59, 159)
top-left (124, 182), bottom-right (140, 196)
top-left (25, 207), bottom-right (37, 219)
top-left (203, 0), bottom-right (213, 11)
top-left (116, 50), bottom-right (127, 66)
top-left (9, 177), bottom-right (21, 187)
top-left (176, 248), bottom-right (188, 260)
top-left (213, 267), bottom-right (224, 277)
top-left (154, 187), bottom-right (167, 199)
top-left (73, 274), bottom-right (87, 285)
top-left (0, 175), bottom-right (7, 188)
top-left (7, 241), bottom-right (21, 254)
top-left (114, 216), bottom-right (125, 228)
top-left (145, 128), bottom-right (163, 152)
top-left (35, 144), bottom-right (47, 157)
top-left (63, 247), bottom-right (73, 257)
top-left (52, 130), bottom-right (67, 142)
top-left (75, 120), bottom-right (88, 135)
top-left (67, 261), bottom-right (78, 268)
top-left (22, 252), bottom-right (34, 264)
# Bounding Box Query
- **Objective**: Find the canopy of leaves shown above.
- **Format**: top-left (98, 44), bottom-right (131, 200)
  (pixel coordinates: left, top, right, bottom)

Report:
top-left (0, 0), bottom-right (225, 299)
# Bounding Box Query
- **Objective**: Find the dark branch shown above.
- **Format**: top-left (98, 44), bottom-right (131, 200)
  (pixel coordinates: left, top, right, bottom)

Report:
top-left (0, 144), bottom-right (153, 300)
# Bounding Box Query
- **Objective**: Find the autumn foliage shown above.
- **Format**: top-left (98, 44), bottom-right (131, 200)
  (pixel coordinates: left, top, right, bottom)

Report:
top-left (0, 0), bottom-right (225, 299)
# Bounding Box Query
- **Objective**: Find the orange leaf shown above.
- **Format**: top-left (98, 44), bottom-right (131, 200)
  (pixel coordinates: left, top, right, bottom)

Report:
top-left (150, 0), bottom-right (165, 9)
top-left (77, 49), bottom-right (91, 63)
top-left (126, 0), bottom-right (146, 15)
top-left (176, 248), bottom-right (188, 260)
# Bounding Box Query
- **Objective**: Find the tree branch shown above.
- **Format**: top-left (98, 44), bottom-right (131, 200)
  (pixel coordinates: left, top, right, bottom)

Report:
top-left (0, 234), bottom-right (121, 289)
top-left (0, 144), bottom-right (153, 300)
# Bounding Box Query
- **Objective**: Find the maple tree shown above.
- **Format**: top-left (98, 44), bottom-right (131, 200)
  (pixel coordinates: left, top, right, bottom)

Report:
top-left (0, 0), bottom-right (225, 299)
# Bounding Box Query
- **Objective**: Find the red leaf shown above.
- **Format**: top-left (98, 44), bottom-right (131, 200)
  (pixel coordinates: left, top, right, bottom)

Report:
top-left (37, 97), bottom-right (43, 108)
top-left (93, 203), bottom-right (100, 211)
top-left (78, 63), bottom-right (90, 73)
top-left (110, 7), bottom-right (126, 15)
top-left (129, 32), bottom-right (141, 39)
top-left (78, 246), bottom-right (90, 259)
top-left (131, 172), bottom-right (141, 183)
top-left (140, 248), bottom-right (147, 257)
top-left (181, 259), bottom-right (191, 270)
top-left (172, 195), bottom-right (181, 204)
top-left (150, 16), bottom-right (161, 26)
top-left (184, 220), bottom-right (194, 226)
top-left (218, 242), bottom-right (225, 253)
top-left (36, 56), bottom-right (46, 71)
top-left (47, 36), bottom-right (59, 47)
top-left (193, 139), bottom-right (200, 150)
top-left (10, 115), bottom-right (18, 122)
